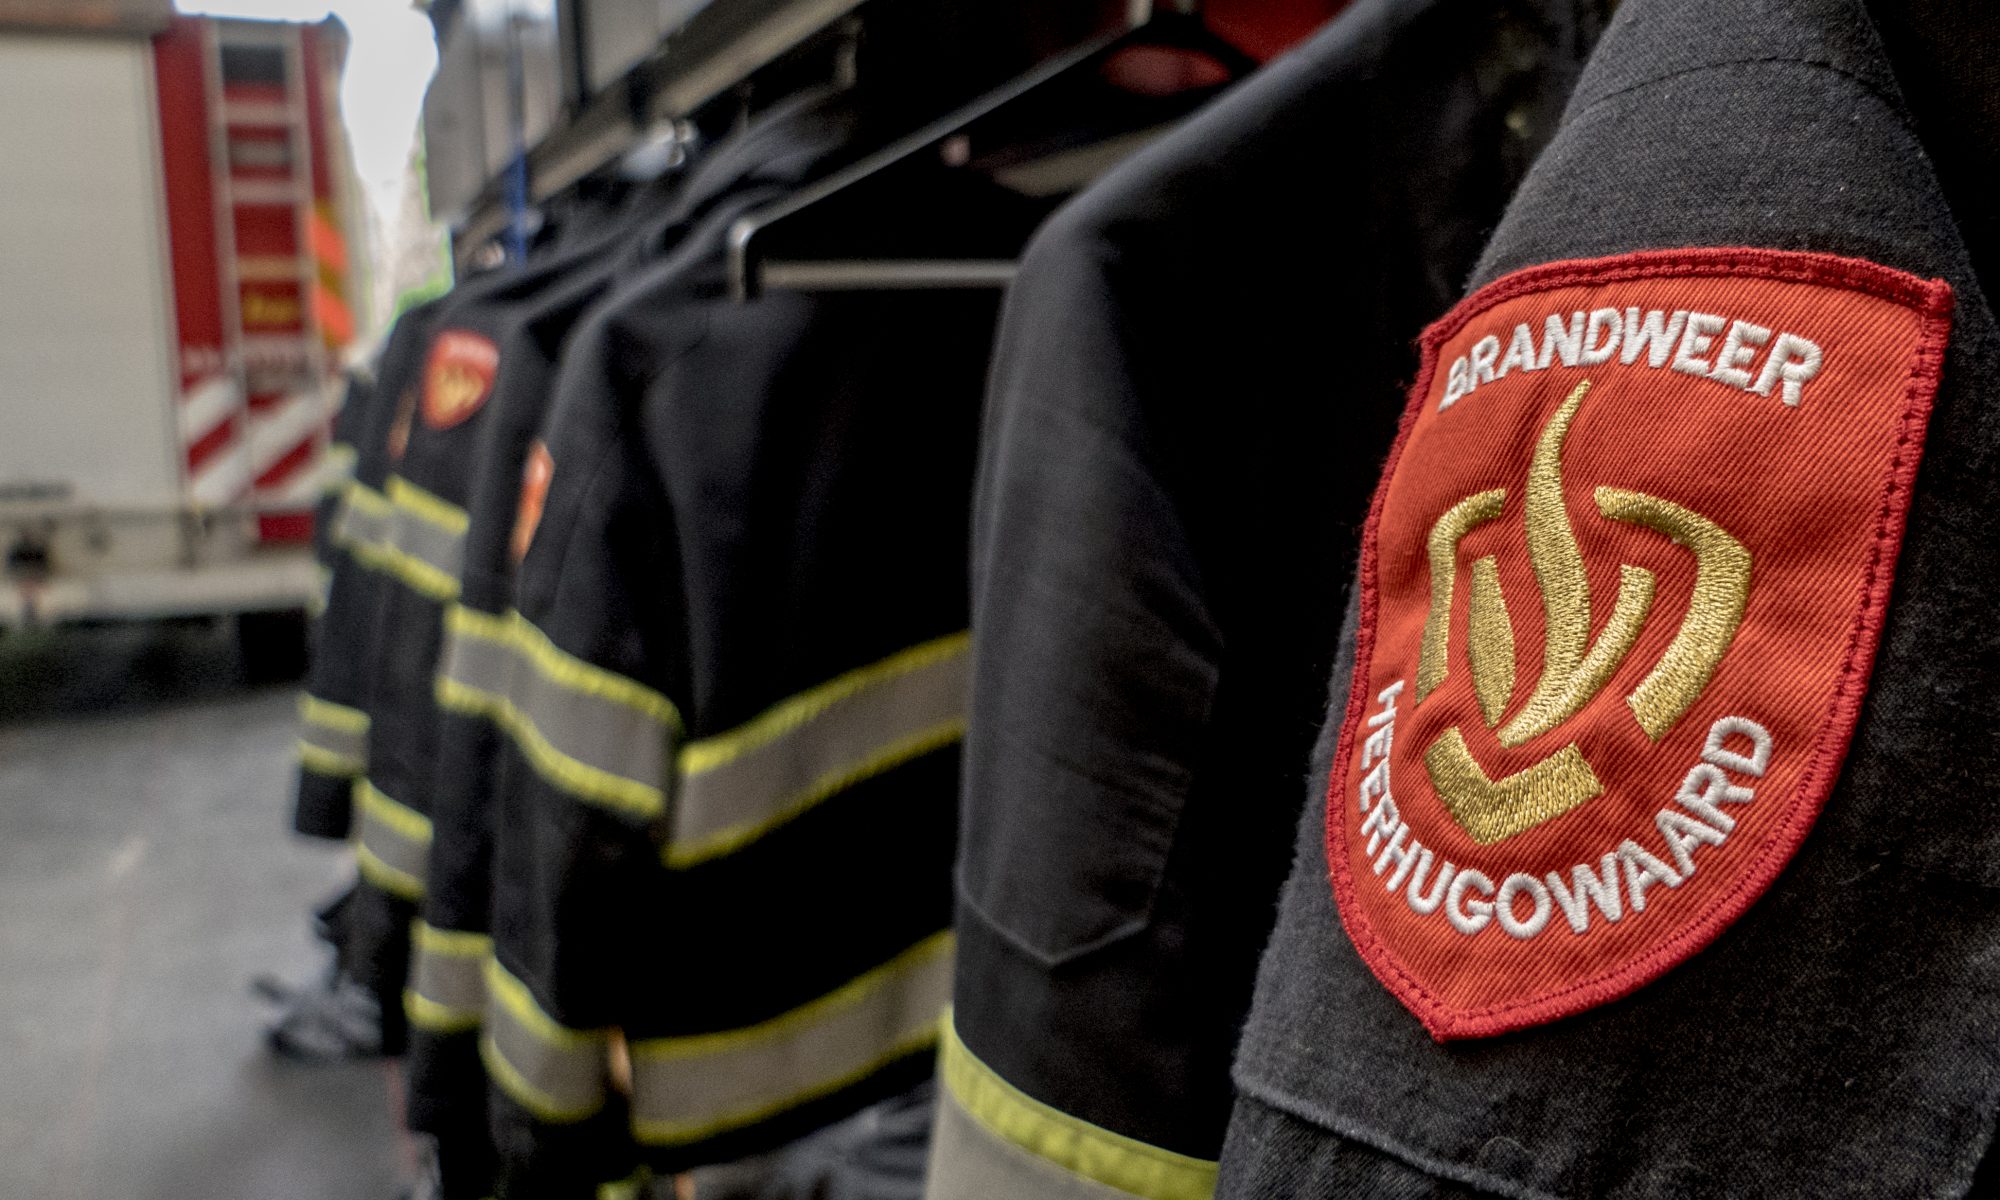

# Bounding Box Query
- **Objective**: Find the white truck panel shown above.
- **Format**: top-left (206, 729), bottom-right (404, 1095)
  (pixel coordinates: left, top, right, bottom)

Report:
top-left (0, 33), bottom-right (183, 509)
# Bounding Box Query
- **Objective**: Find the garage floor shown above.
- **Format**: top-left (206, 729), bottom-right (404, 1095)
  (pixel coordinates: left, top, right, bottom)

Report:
top-left (0, 620), bottom-right (414, 1200)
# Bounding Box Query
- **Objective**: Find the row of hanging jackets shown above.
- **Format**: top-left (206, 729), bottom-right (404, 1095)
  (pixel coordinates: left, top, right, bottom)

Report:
top-left (292, 0), bottom-right (2000, 1195)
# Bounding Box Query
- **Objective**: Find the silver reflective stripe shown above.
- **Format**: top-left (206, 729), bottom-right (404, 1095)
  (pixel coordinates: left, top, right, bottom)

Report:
top-left (333, 483), bottom-right (392, 550)
top-left (482, 960), bottom-right (610, 1124)
top-left (924, 1072), bottom-right (1135, 1200)
top-left (506, 647), bottom-right (669, 817)
top-left (926, 1012), bottom-right (1218, 1200)
top-left (354, 780), bottom-right (431, 900)
top-left (437, 609), bottom-right (676, 819)
top-left (390, 506), bottom-right (466, 586)
top-left (298, 695), bottom-right (368, 775)
top-left (323, 441), bottom-right (357, 492)
top-left (380, 477), bottom-right (468, 600)
top-left (629, 931), bottom-right (952, 1146)
top-left (436, 607), bottom-right (515, 710)
top-left (408, 924), bottom-right (491, 1033)
top-left (669, 634), bottom-right (969, 866)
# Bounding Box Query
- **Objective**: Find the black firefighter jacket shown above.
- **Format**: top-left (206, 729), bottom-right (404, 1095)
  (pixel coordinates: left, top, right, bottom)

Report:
top-left (452, 89), bottom-right (1028, 1197)
top-left (929, 2), bottom-right (1607, 1197)
top-left (402, 104), bottom-right (926, 1194)
top-left (336, 191), bottom-right (691, 1053)
top-left (1217, 0), bottom-right (2000, 1195)
top-left (293, 295), bottom-right (448, 840)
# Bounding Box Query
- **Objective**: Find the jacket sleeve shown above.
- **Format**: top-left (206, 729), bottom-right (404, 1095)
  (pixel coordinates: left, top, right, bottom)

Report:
top-left (293, 305), bottom-right (440, 839)
top-left (293, 464), bottom-right (392, 839)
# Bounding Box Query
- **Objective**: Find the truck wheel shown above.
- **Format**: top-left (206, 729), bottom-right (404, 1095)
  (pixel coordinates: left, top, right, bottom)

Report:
top-left (238, 608), bottom-right (308, 683)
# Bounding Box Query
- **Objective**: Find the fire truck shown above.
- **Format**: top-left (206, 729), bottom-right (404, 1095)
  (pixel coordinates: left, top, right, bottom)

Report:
top-left (0, 2), bottom-right (362, 657)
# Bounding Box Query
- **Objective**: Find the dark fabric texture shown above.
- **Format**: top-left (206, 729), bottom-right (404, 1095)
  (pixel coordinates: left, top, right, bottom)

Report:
top-left (1220, 0), bottom-right (2000, 1196)
top-left (951, 0), bottom-right (1605, 1164)
top-left (1217, 1093), bottom-right (1489, 1200)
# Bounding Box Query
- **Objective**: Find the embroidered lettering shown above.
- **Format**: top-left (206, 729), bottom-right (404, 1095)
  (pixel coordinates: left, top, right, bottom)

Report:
top-left (1434, 305), bottom-right (1829, 410)
top-left (1383, 716), bottom-right (1772, 940)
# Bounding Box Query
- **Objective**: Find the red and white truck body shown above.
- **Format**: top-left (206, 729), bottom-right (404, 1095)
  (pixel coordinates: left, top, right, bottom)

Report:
top-left (0, 9), bottom-right (361, 627)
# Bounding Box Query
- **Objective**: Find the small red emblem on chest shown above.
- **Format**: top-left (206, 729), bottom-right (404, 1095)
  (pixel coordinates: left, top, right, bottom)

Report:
top-left (1327, 248), bottom-right (1951, 1038)
top-left (422, 330), bottom-right (500, 430)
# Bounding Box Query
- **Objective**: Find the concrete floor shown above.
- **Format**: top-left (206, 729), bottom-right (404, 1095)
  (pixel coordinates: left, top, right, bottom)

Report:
top-left (0, 619), bottom-right (415, 1199)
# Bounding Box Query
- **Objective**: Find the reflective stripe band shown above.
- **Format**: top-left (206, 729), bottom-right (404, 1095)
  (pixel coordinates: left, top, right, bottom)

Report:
top-left (934, 1013), bottom-right (1216, 1200)
top-left (435, 606), bottom-right (515, 717)
top-left (440, 608), bottom-right (678, 821)
top-left (297, 740), bottom-right (364, 778)
top-left (348, 534), bottom-right (457, 601)
top-left (354, 476), bottom-right (467, 601)
top-left (407, 923), bottom-right (491, 1033)
top-left (333, 481), bottom-right (391, 551)
top-left (299, 693), bottom-right (369, 735)
top-left (323, 441), bottom-right (357, 491)
top-left (309, 564), bottom-right (332, 618)
top-left (597, 1173), bottom-right (648, 1200)
top-left (668, 634), bottom-right (970, 867)
top-left (387, 475), bottom-right (468, 584)
top-left (629, 931), bottom-right (953, 1146)
top-left (481, 959), bottom-right (610, 1124)
top-left (354, 780), bottom-right (431, 901)
top-left (386, 475), bottom-right (471, 536)
top-left (297, 695), bottom-right (369, 775)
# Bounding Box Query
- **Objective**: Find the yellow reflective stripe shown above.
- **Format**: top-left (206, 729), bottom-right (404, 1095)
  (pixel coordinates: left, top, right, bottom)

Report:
top-left (407, 990), bottom-right (482, 1034)
top-left (474, 678), bottom-right (666, 820)
top-left (354, 780), bottom-right (432, 901)
top-left (481, 959), bottom-right (610, 1124)
top-left (407, 924), bottom-right (492, 1034)
top-left (299, 694), bottom-right (370, 735)
top-left (437, 673), bottom-right (504, 719)
top-left (438, 608), bottom-right (678, 820)
top-left (628, 931), bottom-right (952, 1145)
top-left (356, 841), bottom-right (425, 901)
top-left (501, 611), bottom-right (680, 729)
top-left (679, 634), bottom-right (968, 774)
top-left (333, 481), bottom-right (392, 551)
top-left (298, 695), bottom-right (369, 772)
top-left (386, 474), bottom-right (471, 535)
top-left (343, 479), bottom-right (391, 519)
top-left (416, 923), bottom-right (492, 958)
top-left (667, 719), bottom-right (964, 868)
top-left (350, 536), bottom-right (459, 601)
top-left (358, 778), bottom-right (432, 843)
top-left (446, 603), bottom-right (513, 647)
top-left (434, 605), bottom-right (515, 717)
top-left (596, 1172), bottom-right (649, 1200)
top-left (665, 634), bottom-right (969, 866)
top-left (297, 740), bottom-right (364, 778)
top-left (485, 958), bottom-right (606, 1051)
top-left (323, 441), bottom-right (357, 489)
top-left (939, 1012), bottom-right (1217, 1200)
top-left (309, 565), bottom-right (332, 618)
top-left (481, 1034), bottom-right (604, 1125)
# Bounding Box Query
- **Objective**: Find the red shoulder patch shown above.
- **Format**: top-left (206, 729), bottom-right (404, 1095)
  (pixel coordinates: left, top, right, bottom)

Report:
top-left (1327, 248), bottom-right (1951, 1039)
top-left (422, 330), bottom-right (500, 430)
top-left (511, 441), bottom-right (553, 564)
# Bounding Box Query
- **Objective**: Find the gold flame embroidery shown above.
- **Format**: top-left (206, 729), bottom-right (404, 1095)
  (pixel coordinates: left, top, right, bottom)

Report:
top-left (1413, 379), bottom-right (1752, 844)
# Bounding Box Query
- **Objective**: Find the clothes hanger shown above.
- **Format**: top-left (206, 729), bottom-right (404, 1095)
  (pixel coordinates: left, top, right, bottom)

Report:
top-left (727, 1), bottom-right (1259, 300)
